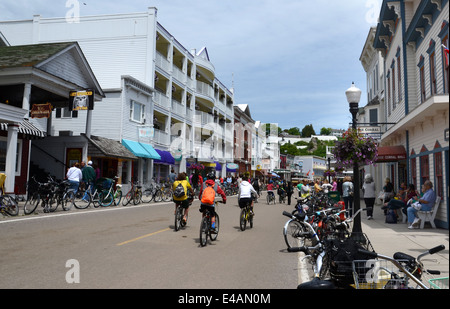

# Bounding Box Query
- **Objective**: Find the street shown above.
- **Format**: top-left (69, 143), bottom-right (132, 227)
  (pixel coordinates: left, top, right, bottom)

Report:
top-left (0, 194), bottom-right (300, 289)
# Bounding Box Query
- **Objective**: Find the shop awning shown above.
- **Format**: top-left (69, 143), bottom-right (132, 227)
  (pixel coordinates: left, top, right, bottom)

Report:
top-left (83, 135), bottom-right (137, 160)
top-left (376, 146), bottom-right (407, 162)
top-left (1, 119), bottom-right (46, 139)
top-left (154, 149), bottom-right (175, 165)
top-left (121, 139), bottom-right (161, 160)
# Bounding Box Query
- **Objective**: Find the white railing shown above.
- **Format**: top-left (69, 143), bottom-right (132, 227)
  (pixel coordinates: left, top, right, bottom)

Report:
top-left (196, 81), bottom-right (215, 99)
top-left (153, 91), bottom-right (170, 110)
top-left (155, 51), bottom-right (170, 73)
top-left (194, 111), bottom-right (214, 126)
top-left (172, 99), bottom-right (186, 117)
top-left (172, 65), bottom-right (186, 83)
top-left (154, 129), bottom-right (169, 146)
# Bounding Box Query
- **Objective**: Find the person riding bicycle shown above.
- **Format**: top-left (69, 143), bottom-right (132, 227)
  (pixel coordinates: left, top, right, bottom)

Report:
top-left (173, 172), bottom-right (194, 224)
top-left (238, 176), bottom-right (258, 214)
top-left (267, 181), bottom-right (275, 199)
top-left (199, 172), bottom-right (226, 233)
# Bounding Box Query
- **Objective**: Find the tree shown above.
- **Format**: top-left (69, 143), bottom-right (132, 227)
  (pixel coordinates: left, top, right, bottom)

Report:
top-left (301, 124), bottom-right (315, 138)
top-left (320, 127), bottom-right (332, 136)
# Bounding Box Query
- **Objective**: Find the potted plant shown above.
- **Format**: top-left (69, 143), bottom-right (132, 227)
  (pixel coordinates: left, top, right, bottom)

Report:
top-left (332, 129), bottom-right (378, 169)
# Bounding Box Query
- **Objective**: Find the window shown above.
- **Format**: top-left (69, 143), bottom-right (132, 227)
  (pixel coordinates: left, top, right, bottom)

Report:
top-left (130, 100), bottom-right (145, 123)
top-left (392, 66), bottom-right (396, 109)
top-left (420, 155), bottom-right (429, 186)
top-left (430, 52), bottom-right (437, 95)
top-left (387, 75), bottom-right (392, 115)
top-left (55, 108), bottom-right (78, 119)
top-left (369, 109), bottom-right (378, 125)
top-left (434, 152), bottom-right (443, 198)
top-left (420, 66), bottom-right (426, 103)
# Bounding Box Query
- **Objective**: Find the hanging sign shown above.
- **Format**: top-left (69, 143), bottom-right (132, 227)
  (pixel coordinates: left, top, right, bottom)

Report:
top-left (30, 103), bottom-right (52, 119)
top-left (69, 89), bottom-right (94, 111)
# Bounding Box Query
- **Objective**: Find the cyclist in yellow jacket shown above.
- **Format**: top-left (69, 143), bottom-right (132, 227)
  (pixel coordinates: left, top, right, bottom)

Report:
top-left (173, 172), bottom-right (194, 223)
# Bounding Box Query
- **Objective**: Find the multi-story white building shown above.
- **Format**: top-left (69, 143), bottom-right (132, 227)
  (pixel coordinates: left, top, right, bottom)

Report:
top-left (372, 0), bottom-right (449, 229)
top-left (0, 7), bottom-right (235, 183)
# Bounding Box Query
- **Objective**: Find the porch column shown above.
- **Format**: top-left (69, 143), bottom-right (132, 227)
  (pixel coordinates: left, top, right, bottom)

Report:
top-left (5, 124), bottom-right (19, 194)
top-left (22, 83), bottom-right (31, 113)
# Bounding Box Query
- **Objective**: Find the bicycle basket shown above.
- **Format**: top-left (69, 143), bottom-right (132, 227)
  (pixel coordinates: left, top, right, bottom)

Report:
top-left (428, 277), bottom-right (449, 289)
top-left (353, 259), bottom-right (410, 289)
top-left (96, 178), bottom-right (113, 190)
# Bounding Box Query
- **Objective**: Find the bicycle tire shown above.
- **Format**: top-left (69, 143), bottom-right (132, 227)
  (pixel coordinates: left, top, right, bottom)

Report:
top-left (48, 195), bottom-right (58, 212)
top-left (113, 190), bottom-right (122, 206)
top-left (99, 190), bottom-right (113, 207)
top-left (1, 195), bottom-right (19, 216)
top-left (133, 190), bottom-right (142, 205)
top-left (210, 213), bottom-right (219, 241)
top-left (73, 191), bottom-right (90, 209)
top-left (284, 220), bottom-right (309, 249)
top-left (199, 216), bottom-right (209, 247)
top-left (162, 189), bottom-right (172, 202)
top-left (240, 208), bottom-right (247, 231)
top-left (153, 190), bottom-right (162, 202)
top-left (62, 191), bottom-right (74, 211)
top-left (23, 192), bottom-right (40, 215)
top-left (122, 191), bottom-right (132, 206)
top-left (141, 189), bottom-right (153, 203)
top-left (174, 205), bottom-right (182, 231)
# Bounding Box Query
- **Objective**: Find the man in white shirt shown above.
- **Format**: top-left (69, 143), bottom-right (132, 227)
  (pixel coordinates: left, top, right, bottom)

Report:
top-left (238, 176), bottom-right (258, 213)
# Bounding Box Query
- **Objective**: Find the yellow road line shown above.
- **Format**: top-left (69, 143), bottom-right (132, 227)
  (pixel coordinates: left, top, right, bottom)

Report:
top-left (116, 228), bottom-right (170, 246)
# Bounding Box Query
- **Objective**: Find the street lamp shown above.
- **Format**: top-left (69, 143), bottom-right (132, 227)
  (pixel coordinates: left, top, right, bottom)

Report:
top-left (345, 82), bottom-right (362, 234)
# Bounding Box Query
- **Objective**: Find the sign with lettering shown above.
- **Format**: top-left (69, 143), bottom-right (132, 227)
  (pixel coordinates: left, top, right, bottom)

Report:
top-left (30, 103), bottom-right (52, 119)
top-left (358, 126), bottom-right (381, 134)
top-left (69, 90), bottom-right (94, 111)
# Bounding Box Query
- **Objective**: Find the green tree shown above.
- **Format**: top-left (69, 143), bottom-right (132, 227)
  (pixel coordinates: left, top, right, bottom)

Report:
top-left (301, 124), bottom-right (315, 138)
top-left (320, 127), bottom-right (332, 135)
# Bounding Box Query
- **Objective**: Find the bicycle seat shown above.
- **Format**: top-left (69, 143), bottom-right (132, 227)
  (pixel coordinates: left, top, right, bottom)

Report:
top-left (393, 252), bottom-right (415, 263)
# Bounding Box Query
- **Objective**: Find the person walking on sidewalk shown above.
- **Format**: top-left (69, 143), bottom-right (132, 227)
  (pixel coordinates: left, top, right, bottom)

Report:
top-left (342, 176), bottom-right (354, 217)
top-left (362, 174), bottom-right (376, 220)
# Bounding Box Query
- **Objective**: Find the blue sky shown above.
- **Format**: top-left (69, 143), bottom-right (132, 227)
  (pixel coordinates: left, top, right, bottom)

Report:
top-left (0, 0), bottom-right (382, 131)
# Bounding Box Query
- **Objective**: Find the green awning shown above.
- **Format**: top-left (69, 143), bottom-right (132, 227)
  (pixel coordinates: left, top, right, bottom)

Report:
top-left (121, 139), bottom-right (161, 160)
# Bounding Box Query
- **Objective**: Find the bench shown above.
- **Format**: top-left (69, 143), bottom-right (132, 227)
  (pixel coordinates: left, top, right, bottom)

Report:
top-left (417, 196), bottom-right (442, 229)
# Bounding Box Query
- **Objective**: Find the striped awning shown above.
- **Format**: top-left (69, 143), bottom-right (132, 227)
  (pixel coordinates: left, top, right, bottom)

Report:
top-left (0, 119), bottom-right (46, 138)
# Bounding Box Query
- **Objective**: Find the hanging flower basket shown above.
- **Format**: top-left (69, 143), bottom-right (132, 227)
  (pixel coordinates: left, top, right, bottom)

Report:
top-left (323, 169), bottom-right (337, 177)
top-left (332, 129), bottom-right (378, 169)
top-left (189, 163), bottom-right (205, 171)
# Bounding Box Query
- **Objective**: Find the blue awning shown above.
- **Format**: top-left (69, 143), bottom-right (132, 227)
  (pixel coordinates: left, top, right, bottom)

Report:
top-left (215, 161), bottom-right (222, 171)
top-left (154, 149), bottom-right (175, 165)
top-left (122, 139), bottom-right (161, 160)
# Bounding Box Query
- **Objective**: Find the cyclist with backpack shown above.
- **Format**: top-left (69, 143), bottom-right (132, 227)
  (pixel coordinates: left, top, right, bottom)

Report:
top-left (238, 176), bottom-right (258, 214)
top-left (199, 172), bottom-right (227, 233)
top-left (173, 172), bottom-right (194, 224)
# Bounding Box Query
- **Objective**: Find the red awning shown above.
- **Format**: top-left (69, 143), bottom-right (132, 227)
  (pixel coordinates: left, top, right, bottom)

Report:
top-left (377, 146), bottom-right (407, 162)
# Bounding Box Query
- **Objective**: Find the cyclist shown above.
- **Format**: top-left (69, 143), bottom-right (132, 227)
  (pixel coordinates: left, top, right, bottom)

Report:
top-left (199, 172), bottom-right (226, 233)
top-left (238, 176), bottom-right (258, 214)
top-left (267, 181), bottom-right (275, 200)
top-left (173, 172), bottom-right (194, 224)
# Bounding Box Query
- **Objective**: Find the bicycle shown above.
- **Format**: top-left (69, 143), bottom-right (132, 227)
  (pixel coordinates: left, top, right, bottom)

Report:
top-left (266, 191), bottom-right (276, 205)
top-left (73, 177), bottom-right (117, 208)
top-left (141, 183), bottom-right (162, 203)
top-left (0, 194), bottom-right (19, 216)
top-left (354, 245), bottom-right (445, 289)
top-left (122, 181), bottom-right (142, 206)
top-left (174, 194), bottom-right (193, 232)
top-left (23, 176), bottom-right (59, 214)
top-left (199, 199), bottom-right (224, 247)
top-left (239, 199), bottom-right (254, 231)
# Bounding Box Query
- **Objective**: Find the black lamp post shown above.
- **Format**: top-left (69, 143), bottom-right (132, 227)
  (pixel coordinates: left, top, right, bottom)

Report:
top-left (346, 82), bottom-right (362, 234)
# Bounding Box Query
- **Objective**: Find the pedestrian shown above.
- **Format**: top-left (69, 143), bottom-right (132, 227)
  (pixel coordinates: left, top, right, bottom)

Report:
top-left (407, 180), bottom-right (436, 229)
top-left (342, 176), bottom-right (354, 217)
top-left (169, 168), bottom-right (176, 184)
top-left (331, 178), bottom-right (338, 192)
top-left (321, 179), bottom-right (332, 194)
top-left (82, 161), bottom-right (96, 199)
top-left (286, 181), bottom-right (294, 205)
top-left (362, 174), bottom-right (376, 220)
top-left (66, 162), bottom-right (82, 194)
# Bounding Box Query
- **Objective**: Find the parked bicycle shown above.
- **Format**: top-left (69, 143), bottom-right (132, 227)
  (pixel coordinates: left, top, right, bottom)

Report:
top-left (122, 181), bottom-right (142, 206)
top-left (141, 182), bottom-right (162, 203)
top-left (1, 194), bottom-right (19, 216)
top-left (73, 177), bottom-right (119, 208)
top-left (23, 176), bottom-right (68, 214)
top-left (199, 199), bottom-right (223, 247)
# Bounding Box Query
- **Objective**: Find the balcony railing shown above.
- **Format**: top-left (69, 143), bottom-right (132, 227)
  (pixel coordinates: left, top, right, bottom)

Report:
top-left (155, 51), bottom-right (170, 73)
top-left (196, 81), bottom-right (215, 100)
top-left (154, 90), bottom-right (170, 110)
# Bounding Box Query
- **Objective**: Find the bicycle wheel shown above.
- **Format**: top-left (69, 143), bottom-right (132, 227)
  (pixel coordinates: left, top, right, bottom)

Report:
top-left (199, 216), bottom-right (209, 247)
top-left (113, 190), bottom-right (122, 206)
top-left (210, 213), bottom-right (219, 241)
top-left (174, 205), bottom-right (182, 231)
top-left (266, 195), bottom-right (270, 204)
top-left (62, 191), bottom-right (74, 211)
top-left (162, 188), bottom-right (172, 202)
top-left (249, 210), bottom-right (253, 229)
top-left (24, 192), bottom-right (40, 215)
top-left (141, 189), bottom-right (153, 203)
top-left (284, 220), bottom-right (310, 249)
top-left (153, 190), bottom-right (162, 202)
top-left (73, 191), bottom-right (90, 209)
top-left (1, 195), bottom-right (19, 216)
top-left (99, 190), bottom-right (114, 207)
top-left (133, 190), bottom-right (142, 205)
top-left (48, 195), bottom-right (58, 212)
top-left (122, 191), bottom-right (132, 206)
top-left (239, 208), bottom-right (247, 231)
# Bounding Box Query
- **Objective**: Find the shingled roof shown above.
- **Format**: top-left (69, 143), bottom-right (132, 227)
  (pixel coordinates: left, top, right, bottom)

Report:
top-left (0, 42), bottom-right (75, 69)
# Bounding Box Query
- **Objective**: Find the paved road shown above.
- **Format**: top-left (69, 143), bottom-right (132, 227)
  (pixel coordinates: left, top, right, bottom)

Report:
top-left (0, 195), bottom-right (300, 289)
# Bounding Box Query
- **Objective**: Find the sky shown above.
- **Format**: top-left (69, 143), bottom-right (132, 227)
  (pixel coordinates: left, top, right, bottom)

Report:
top-left (0, 0), bottom-right (382, 131)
